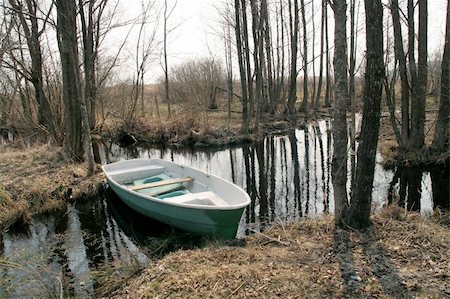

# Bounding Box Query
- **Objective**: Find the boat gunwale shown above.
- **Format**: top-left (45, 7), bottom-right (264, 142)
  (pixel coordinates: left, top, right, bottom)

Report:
top-left (102, 159), bottom-right (251, 211)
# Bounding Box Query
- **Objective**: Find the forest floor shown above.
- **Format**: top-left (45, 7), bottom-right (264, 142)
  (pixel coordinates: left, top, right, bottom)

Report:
top-left (111, 209), bottom-right (449, 299)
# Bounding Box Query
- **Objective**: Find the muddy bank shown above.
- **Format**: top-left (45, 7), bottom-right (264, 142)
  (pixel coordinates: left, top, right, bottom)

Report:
top-left (0, 145), bottom-right (104, 231)
top-left (112, 209), bottom-right (449, 298)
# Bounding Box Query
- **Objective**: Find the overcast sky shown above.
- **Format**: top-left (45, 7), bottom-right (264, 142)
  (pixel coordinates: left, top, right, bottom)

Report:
top-left (109, 0), bottom-right (448, 83)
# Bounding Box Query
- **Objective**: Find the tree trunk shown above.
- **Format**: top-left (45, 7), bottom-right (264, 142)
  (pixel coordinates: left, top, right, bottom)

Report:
top-left (234, 0), bottom-right (249, 133)
top-left (324, 1), bottom-right (331, 108)
top-left (224, 13), bottom-right (234, 128)
top-left (241, 0), bottom-right (254, 120)
top-left (390, 0), bottom-right (409, 149)
top-left (410, 0), bottom-right (427, 148)
top-left (261, 0), bottom-right (274, 113)
top-left (164, 0), bottom-right (172, 118)
top-left (346, 0), bottom-right (384, 229)
top-left (250, 0), bottom-right (263, 129)
top-left (331, 0), bottom-right (349, 225)
top-left (433, 1), bottom-right (450, 153)
top-left (299, 0), bottom-right (308, 114)
top-left (287, 0), bottom-right (299, 125)
top-left (56, 0), bottom-right (83, 161)
top-left (79, 0), bottom-right (97, 130)
top-left (314, 0), bottom-right (326, 111)
top-left (349, 0), bottom-right (357, 190)
top-left (311, 0), bottom-right (316, 111)
top-left (273, 0), bottom-right (286, 109)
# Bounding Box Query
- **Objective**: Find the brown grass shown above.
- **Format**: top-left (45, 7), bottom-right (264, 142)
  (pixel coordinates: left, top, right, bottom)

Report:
top-left (0, 145), bottom-right (103, 231)
top-left (102, 107), bottom-right (265, 147)
top-left (111, 212), bottom-right (450, 299)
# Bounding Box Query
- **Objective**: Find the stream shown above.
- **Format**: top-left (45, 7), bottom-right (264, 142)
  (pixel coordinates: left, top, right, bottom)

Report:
top-left (1, 118), bottom-right (448, 297)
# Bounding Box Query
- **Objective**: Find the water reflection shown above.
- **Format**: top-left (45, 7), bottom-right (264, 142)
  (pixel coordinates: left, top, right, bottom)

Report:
top-left (0, 197), bottom-right (149, 298)
top-left (1, 119), bottom-right (448, 297)
top-left (99, 120), bottom-right (347, 231)
top-left (100, 118), bottom-right (448, 232)
top-left (388, 163), bottom-right (448, 213)
top-left (430, 162), bottom-right (450, 210)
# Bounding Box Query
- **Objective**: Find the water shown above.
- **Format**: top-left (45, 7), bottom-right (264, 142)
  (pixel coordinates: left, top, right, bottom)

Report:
top-left (98, 119), bottom-right (447, 224)
top-left (1, 118), bottom-right (448, 297)
top-left (0, 197), bottom-right (149, 298)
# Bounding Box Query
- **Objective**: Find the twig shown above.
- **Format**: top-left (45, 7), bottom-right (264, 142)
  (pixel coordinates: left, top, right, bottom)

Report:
top-left (227, 281), bottom-right (246, 298)
top-left (248, 228), bottom-right (291, 246)
top-left (208, 280), bottom-right (220, 297)
top-left (256, 284), bottom-right (268, 291)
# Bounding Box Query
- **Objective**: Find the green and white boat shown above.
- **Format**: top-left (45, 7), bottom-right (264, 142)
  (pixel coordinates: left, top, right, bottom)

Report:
top-left (102, 159), bottom-right (251, 239)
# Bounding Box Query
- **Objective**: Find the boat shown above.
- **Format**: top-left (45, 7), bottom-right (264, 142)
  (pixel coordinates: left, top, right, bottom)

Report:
top-left (102, 159), bottom-right (251, 239)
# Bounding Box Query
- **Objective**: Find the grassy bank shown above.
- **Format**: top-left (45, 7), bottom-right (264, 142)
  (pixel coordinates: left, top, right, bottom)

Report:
top-left (99, 102), bottom-right (330, 148)
top-left (0, 145), bottom-right (103, 231)
top-left (111, 209), bottom-right (449, 298)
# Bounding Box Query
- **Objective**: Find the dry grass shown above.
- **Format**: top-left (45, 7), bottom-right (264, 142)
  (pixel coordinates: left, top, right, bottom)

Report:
top-left (0, 145), bottom-right (103, 231)
top-left (112, 212), bottom-right (450, 299)
top-left (103, 108), bottom-right (262, 148)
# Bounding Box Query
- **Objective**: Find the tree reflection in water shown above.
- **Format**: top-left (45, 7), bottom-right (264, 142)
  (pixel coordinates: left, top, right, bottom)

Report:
top-left (100, 118), bottom-right (448, 233)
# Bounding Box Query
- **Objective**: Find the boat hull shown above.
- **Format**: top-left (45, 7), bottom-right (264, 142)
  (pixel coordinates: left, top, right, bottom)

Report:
top-left (108, 178), bottom-right (245, 239)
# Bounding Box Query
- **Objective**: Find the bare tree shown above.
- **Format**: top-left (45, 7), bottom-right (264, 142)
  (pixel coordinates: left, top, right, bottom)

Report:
top-left (273, 0), bottom-right (286, 111)
top-left (78, 0), bottom-right (111, 129)
top-left (324, 0), bottom-right (331, 108)
top-left (261, 0), bottom-right (274, 113)
top-left (163, 0), bottom-right (176, 118)
top-left (127, 0), bottom-right (158, 123)
top-left (432, 1), bottom-right (449, 153)
top-left (8, 0), bottom-right (58, 141)
top-left (345, 0), bottom-right (384, 228)
top-left (330, 0), bottom-right (349, 224)
top-left (234, 0), bottom-right (249, 133)
top-left (0, 2), bottom-right (14, 64)
top-left (299, 0), bottom-right (308, 114)
top-left (170, 57), bottom-right (226, 109)
top-left (250, 0), bottom-right (263, 128)
top-left (348, 0), bottom-right (358, 190)
top-left (389, 0), bottom-right (428, 152)
top-left (223, 3), bottom-right (234, 126)
top-left (314, 0), bottom-right (326, 111)
top-left (241, 0), bottom-right (254, 119)
top-left (56, 0), bottom-right (82, 159)
top-left (390, 0), bottom-right (409, 148)
top-left (413, 0), bottom-right (427, 148)
top-left (214, 0), bottom-right (235, 125)
top-left (287, 0), bottom-right (299, 125)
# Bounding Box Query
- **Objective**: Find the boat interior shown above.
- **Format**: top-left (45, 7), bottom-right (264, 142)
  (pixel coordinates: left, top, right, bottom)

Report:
top-left (108, 164), bottom-right (228, 206)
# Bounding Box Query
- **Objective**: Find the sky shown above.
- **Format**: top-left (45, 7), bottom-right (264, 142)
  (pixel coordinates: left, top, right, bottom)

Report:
top-left (107, 0), bottom-right (448, 83)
